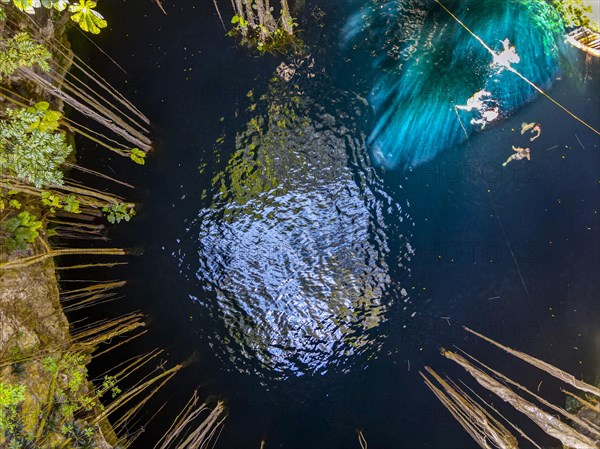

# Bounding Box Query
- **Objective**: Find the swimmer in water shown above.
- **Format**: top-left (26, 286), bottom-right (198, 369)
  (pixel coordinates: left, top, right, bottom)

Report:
top-left (502, 146), bottom-right (531, 166)
top-left (493, 38), bottom-right (521, 68)
top-left (521, 122), bottom-right (541, 141)
top-left (456, 90), bottom-right (492, 112)
top-left (457, 90), bottom-right (500, 130)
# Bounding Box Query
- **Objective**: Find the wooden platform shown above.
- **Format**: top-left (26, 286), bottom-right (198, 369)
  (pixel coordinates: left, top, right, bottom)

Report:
top-left (566, 27), bottom-right (600, 57)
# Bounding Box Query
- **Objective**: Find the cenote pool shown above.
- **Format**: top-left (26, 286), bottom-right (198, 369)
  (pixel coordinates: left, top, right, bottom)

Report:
top-left (69, 0), bottom-right (599, 447)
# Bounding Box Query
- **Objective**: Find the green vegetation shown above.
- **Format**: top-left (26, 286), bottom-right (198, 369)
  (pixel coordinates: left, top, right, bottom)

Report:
top-left (41, 352), bottom-right (95, 420)
top-left (98, 376), bottom-right (121, 399)
top-left (226, 0), bottom-right (299, 53)
top-left (68, 0), bottom-right (107, 34)
top-left (1, 210), bottom-right (42, 250)
top-left (129, 147), bottom-right (146, 165)
top-left (1, 0), bottom-right (107, 33)
top-left (40, 0), bottom-right (69, 11)
top-left (0, 382), bottom-right (25, 434)
top-left (41, 191), bottom-right (81, 213)
top-left (0, 190), bottom-right (19, 212)
top-left (0, 104), bottom-right (73, 187)
top-left (0, 32), bottom-right (51, 77)
top-left (0, 349), bottom-right (123, 449)
top-left (554, 0), bottom-right (599, 31)
top-left (0, 2), bottom-right (197, 448)
top-left (25, 101), bottom-right (62, 132)
top-left (102, 202), bottom-right (136, 224)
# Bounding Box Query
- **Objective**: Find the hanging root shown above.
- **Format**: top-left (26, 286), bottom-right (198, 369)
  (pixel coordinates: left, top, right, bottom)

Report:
top-left (155, 391), bottom-right (227, 449)
top-left (421, 367), bottom-right (518, 449)
top-left (93, 364), bottom-right (182, 427)
top-left (72, 312), bottom-right (145, 349)
top-left (454, 346), bottom-right (600, 438)
top-left (154, 0), bottom-right (167, 15)
top-left (0, 247), bottom-right (127, 270)
top-left (0, 178), bottom-right (126, 209)
top-left (60, 280), bottom-right (126, 312)
top-left (440, 349), bottom-right (598, 449)
top-left (464, 326), bottom-right (600, 397)
top-left (21, 68), bottom-right (152, 151)
top-left (425, 327), bottom-right (600, 449)
top-left (357, 430), bottom-right (368, 449)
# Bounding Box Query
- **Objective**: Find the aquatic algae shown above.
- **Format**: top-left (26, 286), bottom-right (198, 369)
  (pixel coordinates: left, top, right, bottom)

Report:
top-left (343, 0), bottom-right (566, 169)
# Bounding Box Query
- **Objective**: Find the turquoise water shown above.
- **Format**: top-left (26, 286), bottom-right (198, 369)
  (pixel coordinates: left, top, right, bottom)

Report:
top-left (344, 0), bottom-right (568, 169)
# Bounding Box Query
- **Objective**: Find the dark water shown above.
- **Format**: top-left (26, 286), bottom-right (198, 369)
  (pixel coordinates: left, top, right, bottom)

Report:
top-left (70, 1), bottom-right (599, 448)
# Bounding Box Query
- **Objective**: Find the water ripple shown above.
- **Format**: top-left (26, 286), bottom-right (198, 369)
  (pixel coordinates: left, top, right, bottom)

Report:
top-left (183, 75), bottom-right (414, 378)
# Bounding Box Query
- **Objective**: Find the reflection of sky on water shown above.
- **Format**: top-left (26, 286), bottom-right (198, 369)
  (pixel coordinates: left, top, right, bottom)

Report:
top-left (185, 82), bottom-right (413, 377)
top-left (343, 0), bottom-right (567, 169)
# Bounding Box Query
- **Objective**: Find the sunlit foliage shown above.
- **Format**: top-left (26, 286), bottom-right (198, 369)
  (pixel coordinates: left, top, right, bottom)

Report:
top-left (0, 104), bottom-right (72, 187)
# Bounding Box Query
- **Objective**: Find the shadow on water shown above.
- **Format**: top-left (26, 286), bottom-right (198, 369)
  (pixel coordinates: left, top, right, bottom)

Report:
top-left (67, 0), bottom-right (600, 448)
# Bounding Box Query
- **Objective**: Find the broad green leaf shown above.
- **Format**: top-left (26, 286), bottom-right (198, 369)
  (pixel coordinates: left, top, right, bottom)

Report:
top-left (63, 196), bottom-right (80, 213)
top-left (35, 101), bottom-right (49, 111)
top-left (41, 0), bottom-right (68, 11)
top-left (1, 211), bottom-right (42, 248)
top-left (69, 0), bottom-right (107, 34)
top-left (13, 0), bottom-right (40, 14)
top-left (129, 147), bottom-right (146, 165)
top-left (45, 110), bottom-right (62, 121)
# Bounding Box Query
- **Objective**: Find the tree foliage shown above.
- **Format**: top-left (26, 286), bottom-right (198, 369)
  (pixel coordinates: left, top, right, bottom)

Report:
top-left (0, 104), bottom-right (72, 187)
top-left (1, 351), bottom-right (122, 448)
top-left (554, 0), bottom-right (599, 31)
top-left (102, 202), bottom-right (136, 224)
top-left (0, 383), bottom-right (26, 434)
top-left (42, 353), bottom-right (94, 420)
top-left (41, 191), bottom-right (81, 213)
top-left (228, 0), bottom-right (299, 54)
top-left (0, 32), bottom-right (51, 77)
top-left (41, 0), bottom-right (68, 10)
top-left (129, 147), bottom-right (146, 165)
top-left (0, 210), bottom-right (42, 250)
top-left (1, 0), bottom-right (107, 34)
top-left (25, 101), bottom-right (61, 132)
top-left (68, 0), bottom-right (106, 34)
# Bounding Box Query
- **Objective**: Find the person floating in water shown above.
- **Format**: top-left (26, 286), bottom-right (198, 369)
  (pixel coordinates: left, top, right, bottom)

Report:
top-left (521, 122), bottom-right (541, 141)
top-left (456, 89), bottom-right (500, 130)
top-left (502, 146), bottom-right (531, 166)
top-left (493, 38), bottom-right (521, 69)
top-left (456, 90), bottom-right (492, 112)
